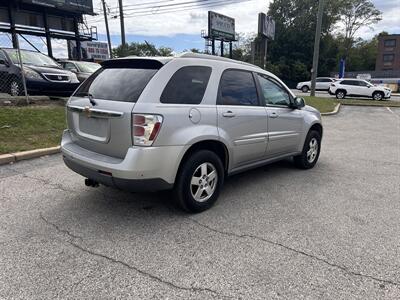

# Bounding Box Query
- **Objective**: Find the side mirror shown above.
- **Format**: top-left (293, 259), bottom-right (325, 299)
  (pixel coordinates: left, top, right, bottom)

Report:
top-left (292, 97), bottom-right (305, 109)
top-left (70, 68), bottom-right (78, 73)
top-left (0, 59), bottom-right (9, 67)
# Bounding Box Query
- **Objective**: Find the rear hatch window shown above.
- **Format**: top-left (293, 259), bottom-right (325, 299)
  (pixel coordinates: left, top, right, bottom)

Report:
top-left (73, 60), bottom-right (161, 102)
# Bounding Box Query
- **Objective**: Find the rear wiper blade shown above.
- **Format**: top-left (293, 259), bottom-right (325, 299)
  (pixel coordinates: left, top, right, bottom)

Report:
top-left (75, 92), bottom-right (97, 106)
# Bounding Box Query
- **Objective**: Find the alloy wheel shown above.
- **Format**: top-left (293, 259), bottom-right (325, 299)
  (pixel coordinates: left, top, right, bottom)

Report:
top-left (190, 162), bottom-right (218, 202)
top-left (337, 91), bottom-right (344, 99)
top-left (373, 93), bottom-right (382, 101)
top-left (307, 138), bottom-right (319, 163)
top-left (10, 81), bottom-right (20, 96)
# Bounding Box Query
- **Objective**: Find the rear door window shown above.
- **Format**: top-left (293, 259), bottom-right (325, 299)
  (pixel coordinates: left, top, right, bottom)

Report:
top-left (74, 67), bottom-right (158, 102)
top-left (218, 70), bottom-right (259, 106)
top-left (160, 66), bottom-right (212, 104)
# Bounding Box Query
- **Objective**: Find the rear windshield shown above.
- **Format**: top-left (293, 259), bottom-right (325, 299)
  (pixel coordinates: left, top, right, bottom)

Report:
top-left (74, 67), bottom-right (158, 102)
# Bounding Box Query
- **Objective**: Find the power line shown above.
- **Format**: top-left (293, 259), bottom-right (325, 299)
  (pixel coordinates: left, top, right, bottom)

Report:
top-left (88, 0), bottom-right (252, 23)
top-left (122, 0), bottom-right (232, 13)
top-left (122, 0), bottom-right (253, 18)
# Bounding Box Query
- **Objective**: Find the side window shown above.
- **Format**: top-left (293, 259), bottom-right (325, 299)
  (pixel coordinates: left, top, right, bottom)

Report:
top-left (160, 66), bottom-right (212, 104)
top-left (65, 62), bottom-right (76, 71)
top-left (0, 50), bottom-right (7, 62)
top-left (358, 81), bottom-right (368, 87)
top-left (218, 70), bottom-right (259, 106)
top-left (256, 74), bottom-right (291, 106)
top-left (316, 78), bottom-right (322, 82)
top-left (341, 80), bottom-right (354, 85)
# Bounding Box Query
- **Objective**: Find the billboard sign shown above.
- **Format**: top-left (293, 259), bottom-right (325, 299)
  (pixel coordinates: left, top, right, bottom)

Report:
top-left (68, 41), bottom-right (110, 61)
top-left (258, 13), bottom-right (275, 40)
top-left (208, 11), bottom-right (235, 41)
top-left (21, 0), bottom-right (94, 15)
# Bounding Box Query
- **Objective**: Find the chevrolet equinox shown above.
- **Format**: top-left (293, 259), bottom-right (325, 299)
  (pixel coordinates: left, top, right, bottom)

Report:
top-left (61, 53), bottom-right (323, 213)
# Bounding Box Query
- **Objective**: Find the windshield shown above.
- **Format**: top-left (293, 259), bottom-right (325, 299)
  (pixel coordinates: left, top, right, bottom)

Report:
top-left (76, 61), bottom-right (101, 73)
top-left (4, 49), bottom-right (58, 67)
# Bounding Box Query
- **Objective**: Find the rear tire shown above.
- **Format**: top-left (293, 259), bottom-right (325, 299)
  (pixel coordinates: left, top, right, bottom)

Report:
top-left (301, 86), bottom-right (309, 93)
top-left (372, 91), bottom-right (383, 101)
top-left (294, 130), bottom-right (321, 169)
top-left (173, 150), bottom-right (224, 213)
top-left (335, 90), bottom-right (346, 99)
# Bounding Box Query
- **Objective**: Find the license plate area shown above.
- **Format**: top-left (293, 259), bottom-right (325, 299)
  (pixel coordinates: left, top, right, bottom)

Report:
top-left (75, 113), bottom-right (110, 143)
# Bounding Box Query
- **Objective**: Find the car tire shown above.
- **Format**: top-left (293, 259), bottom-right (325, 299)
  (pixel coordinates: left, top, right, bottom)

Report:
top-left (372, 91), bottom-right (384, 101)
top-left (9, 79), bottom-right (23, 96)
top-left (174, 150), bottom-right (224, 213)
top-left (301, 86), bottom-right (309, 93)
top-left (335, 90), bottom-right (346, 99)
top-left (294, 130), bottom-right (321, 169)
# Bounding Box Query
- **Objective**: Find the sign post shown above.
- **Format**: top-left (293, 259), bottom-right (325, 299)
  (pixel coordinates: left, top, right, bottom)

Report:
top-left (258, 13), bottom-right (275, 69)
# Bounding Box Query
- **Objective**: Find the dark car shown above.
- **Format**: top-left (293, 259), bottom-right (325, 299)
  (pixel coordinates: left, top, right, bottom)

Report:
top-left (59, 60), bottom-right (101, 83)
top-left (0, 48), bottom-right (80, 96)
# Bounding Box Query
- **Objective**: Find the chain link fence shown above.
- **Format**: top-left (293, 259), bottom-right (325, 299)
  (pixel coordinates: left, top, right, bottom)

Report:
top-left (0, 33), bottom-right (29, 103)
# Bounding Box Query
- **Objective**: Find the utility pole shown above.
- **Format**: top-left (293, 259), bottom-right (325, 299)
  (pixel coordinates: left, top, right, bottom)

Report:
top-left (102, 0), bottom-right (113, 58)
top-left (310, 0), bottom-right (325, 96)
top-left (118, 0), bottom-right (126, 54)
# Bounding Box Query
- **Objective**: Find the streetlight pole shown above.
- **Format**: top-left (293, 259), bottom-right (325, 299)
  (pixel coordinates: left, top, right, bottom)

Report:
top-left (118, 0), bottom-right (126, 53)
top-left (310, 0), bottom-right (325, 97)
top-left (102, 0), bottom-right (113, 58)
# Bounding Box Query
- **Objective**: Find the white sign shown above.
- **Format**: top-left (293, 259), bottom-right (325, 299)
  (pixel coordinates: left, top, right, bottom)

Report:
top-left (356, 73), bottom-right (372, 80)
top-left (208, 11), bottom-right (235, 41)
top-left (68, 41), bottom-right (109, 61)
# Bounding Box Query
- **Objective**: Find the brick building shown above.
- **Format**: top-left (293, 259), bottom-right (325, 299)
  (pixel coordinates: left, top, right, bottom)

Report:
top-left (376, 34), bottom-right (400, 71)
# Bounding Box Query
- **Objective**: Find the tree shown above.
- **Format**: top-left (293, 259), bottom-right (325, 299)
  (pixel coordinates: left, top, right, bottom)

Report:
top-left (339, 0), bottom-right (382, 60)
top-left (265, 0), bottom-right (342, 86)
top-left (112, 41), bottom-right (173, 58)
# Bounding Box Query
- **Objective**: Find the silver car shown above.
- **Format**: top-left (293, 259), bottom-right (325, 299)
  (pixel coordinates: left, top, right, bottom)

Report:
top-left (62, 53), bottom-right (323, 213)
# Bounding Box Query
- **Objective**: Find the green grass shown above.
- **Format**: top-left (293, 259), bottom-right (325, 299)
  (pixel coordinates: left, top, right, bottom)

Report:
top-left (303, 96), bottom-right (400, 113)
top-left (0, 106), bottom-right (66, 154)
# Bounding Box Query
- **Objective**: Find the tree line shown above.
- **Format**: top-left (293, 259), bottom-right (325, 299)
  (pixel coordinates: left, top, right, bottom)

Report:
top-left (112, 0), bottom-right (383, 86)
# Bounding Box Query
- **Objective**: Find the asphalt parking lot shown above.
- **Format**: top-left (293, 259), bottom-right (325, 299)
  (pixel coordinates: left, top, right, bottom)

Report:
top-left (0, 106), bottom-right (399, 299)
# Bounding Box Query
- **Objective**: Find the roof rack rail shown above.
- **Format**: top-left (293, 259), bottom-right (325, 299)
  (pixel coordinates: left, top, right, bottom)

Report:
top-left (178, 52), bottom-right (260, 68)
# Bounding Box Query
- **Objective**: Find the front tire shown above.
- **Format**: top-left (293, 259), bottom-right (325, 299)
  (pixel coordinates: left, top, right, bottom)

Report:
top-left (174, 150), bottom-right (224, 213)
top-left (294, 130), bottom-right (321, 169)
top-left (9, 79), bottom-right (23, 96)
top-left (372, 91), bottom-right (383, 101)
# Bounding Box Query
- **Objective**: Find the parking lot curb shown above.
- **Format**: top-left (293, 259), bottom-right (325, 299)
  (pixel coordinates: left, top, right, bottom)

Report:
top-left (321, 103), bottom-right (341, 116)
top-left (0, 146), bottom-right (61, 166)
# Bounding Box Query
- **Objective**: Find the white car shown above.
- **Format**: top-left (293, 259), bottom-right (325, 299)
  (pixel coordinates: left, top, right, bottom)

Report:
top-left (296, 77), bottom-right (335, 93)
top-left (328, 79), bottom-right (391, 100)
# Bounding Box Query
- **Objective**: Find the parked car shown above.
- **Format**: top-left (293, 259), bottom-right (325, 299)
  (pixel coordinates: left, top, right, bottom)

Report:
top-left (59, 60), bottom-right (101, 82)
top-left (296, 77), bottom-right (336, 92)
top-left (61, 53), bottom-right (323, 213)
top-left (328, 79), bottom-right (391, 100)
top-left (0, 48), bottom-right (80, 96)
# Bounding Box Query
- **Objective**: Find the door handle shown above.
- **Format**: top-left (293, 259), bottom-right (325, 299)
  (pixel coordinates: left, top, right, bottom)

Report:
top-left (222, 111), bottom-right (236, 118)
top-left (269, 112), bottom-right (279, 118)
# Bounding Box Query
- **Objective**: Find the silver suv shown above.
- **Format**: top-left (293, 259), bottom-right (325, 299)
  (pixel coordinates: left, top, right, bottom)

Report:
top-left (61, 53), bottom-right (323, 212)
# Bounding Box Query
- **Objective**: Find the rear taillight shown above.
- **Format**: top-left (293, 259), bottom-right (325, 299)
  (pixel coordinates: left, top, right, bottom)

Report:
top-left (132, 114), bottom-right (163, 146)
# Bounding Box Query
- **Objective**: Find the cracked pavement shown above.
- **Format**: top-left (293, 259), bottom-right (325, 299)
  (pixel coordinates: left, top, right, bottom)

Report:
top-left (0, 106), bottom-right (399, 299)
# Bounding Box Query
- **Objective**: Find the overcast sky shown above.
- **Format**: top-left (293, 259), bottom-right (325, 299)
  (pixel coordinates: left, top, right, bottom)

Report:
top-left (3, 0), bottom-right (399, 57)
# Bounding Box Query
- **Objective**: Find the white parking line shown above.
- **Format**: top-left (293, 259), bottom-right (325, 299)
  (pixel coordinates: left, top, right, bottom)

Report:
top-left (386, 107), bottom-right (394, 114)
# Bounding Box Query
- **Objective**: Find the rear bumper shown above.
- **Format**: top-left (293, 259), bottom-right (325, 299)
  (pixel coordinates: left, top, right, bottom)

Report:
top-left (63, 157), bottom-right (172, 192)
top-left (61, 130), bottom-right (187, 192)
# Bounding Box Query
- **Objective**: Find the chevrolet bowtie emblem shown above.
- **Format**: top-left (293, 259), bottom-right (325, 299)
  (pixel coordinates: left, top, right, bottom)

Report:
top-left (84, 106), bottom-right (92, 118)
